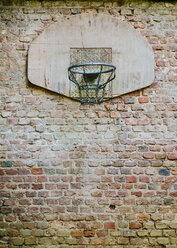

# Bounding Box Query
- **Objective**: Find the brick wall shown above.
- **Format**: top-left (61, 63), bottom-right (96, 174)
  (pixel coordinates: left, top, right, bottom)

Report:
top-left (0, 1), bottom-right (177, 247)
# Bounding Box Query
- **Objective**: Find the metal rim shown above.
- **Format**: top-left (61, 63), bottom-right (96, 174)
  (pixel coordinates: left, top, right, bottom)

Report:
top-left (68, 62), bottom-right (116, 75)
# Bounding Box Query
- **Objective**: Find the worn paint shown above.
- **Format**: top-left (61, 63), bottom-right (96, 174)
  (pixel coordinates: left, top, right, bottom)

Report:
top-left (28, 13), bottom-right (155, 101)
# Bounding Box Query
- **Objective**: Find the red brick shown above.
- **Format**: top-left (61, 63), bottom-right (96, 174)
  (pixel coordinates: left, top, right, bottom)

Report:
top-left (155, 153), bottom-right (166, 159)
top-left (117, 191), bottom-right (128, 197)
top-left (163, 146), bottom-right (174, 152)
top-left (97, 230), bottom-right (108, 237)
top-left (133, 168), bottom-right (144, 174)
top-left (168, 153), bottom-right (177, 160)
top-left (46, 199), bottom-right (58, 205)
top-left (104, 222), bottom-right (115, 229)
top-left (148, 37), bottom-right (158, 44)
top-left (161, 183), bottom-right (169, 190)
top-left (19, 199), bottom-right (31, 205)
top-left (168, 104), bottom-right (177, 111)
top-left (139, 176), bottom-right (150, 183)
top-left (170, 192), bottom-right (177, 197)
top-left (19, 184), bottom-right (30, 189)
top-left (149, 146), bottom-right (161, 152)
top-left (18, 168), bottom-right (30, 175)
top-left (31, 168), bottom-right (43, 175)
top-left (126, 118), bottom-right (137, 125)
top-left (0, 183), bottom-right (4, 189)
top-left (129, 221), bottom-right (142, 229)
top-left (37, 176), bottom-right (47, 182)
top-left (165, 177), bottom-right (176, 183)
top-left (126, 176), bottom-right (137, 183)
top-left (38, 191), bottom-right (49, 197)
top-left (110, 111), bottom-right (119, 118)
top-left (3, 199), bottom-right (15, 206)
top-left (71, 230), bottom-right (83, 237)
top-left (0, 176), bottom-right (11, 183)
top-left (153, 45), bottom-right (164, 50)
top-left (62, 176), bottom-right (73, 182)
top-left (1, 207), bottom-right (12, 214)
top-left (24, 176), bottom-right (36, 182)
top-left (124, 198), bottom-right (135, 205)
top-left (122, 183), bottom-right (133, 189)
top-left (105, 191), bottom-right (117, 197)
top-left (45, 184), bottom-right (57, 190)
top-left (109, 183), bottom-right (121, 189)
top-left (143, 153), bottom-right (155, 159)
top-left (32, 184), bottom-right (43, 190)
top-left (91, 191), bottom-right (102, 197)
top-left (101, 176), bottom-right (113, 182)
top-left (33, 199), bottom-right (44, 205)
top-left (156, 60), bottom-right (166, 67)
top-left (71, 183), bottom-right (82, 189)
top-left (137, 119), bottom-right (149, 125)
top-left (98, 215), bottom-right (109, 221)
top-left (5, 169), bottom-right (17, 175)
top-left (136, 198), bottom-right (149, 205)
top-left (26, 191), bottom-right (36, 197)
top-left (131, 191), bottom-right (142, 197)
top-left (138, 97), bottom-right (149, 103)
top-left (172, 169), bottom-right (177, 175)
top-left (59, 198), bottom-right (70, 205)
top-left (51, 191), bottom-right (62, 197)
top-left (137, 214), bottom-right (150, 222)
top-left (84, 230), bottom-right (95, 237)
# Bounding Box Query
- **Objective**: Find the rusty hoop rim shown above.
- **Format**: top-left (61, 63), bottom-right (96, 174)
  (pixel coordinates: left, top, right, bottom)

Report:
top-left (68, 62), bottom-right (116, 75)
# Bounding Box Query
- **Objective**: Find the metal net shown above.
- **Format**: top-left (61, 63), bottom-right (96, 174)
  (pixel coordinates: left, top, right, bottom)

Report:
top-left (68, 63), bottom-right (116, 104)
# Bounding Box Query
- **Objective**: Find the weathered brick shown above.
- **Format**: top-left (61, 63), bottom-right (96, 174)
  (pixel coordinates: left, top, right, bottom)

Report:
top-left (150, 230), bottom-right (162, 237)
top-left (168, 153), bottom-right (177, 160)
top-left (32, 184), bottom-right (43, 190)
top-left (84, 230), bottom-right (95, 237)
top-left (129, 222), bottom-right (142, 229)
top-left (143, 153), bottom-right (155, 159)
top-left (0, 2), bottom-right (177, 247)
top-left (138, 97), bottom-right (149, 103)
top-left (31, 168), bottom-right (43, 175)
top-left (91, 191), bottom-right (102, 197)
top-left (126, 176), bottom-right (137, 183)
top-left (104, 222), bottom-right (115, 229)
top-left (157, 237), bottom-right (170, 245)
top-left (71, 230), bottom-right (83, 237)
top-left (24, 237), bottom-right (37, 245)
top-left (97, 230), bottom-right (108, 237)
top-left (12, 237), bottom-right (24, 245)
top-left (90, 237), bottom-right (102, 245)
top-left (118, 237), bottom-right (129, 244)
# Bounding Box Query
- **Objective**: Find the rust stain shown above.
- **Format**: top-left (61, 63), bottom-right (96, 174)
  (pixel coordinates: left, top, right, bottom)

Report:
top-left (44, 72), bottom-right (47, 88)
top-left (43, 50), bottom-right (47, 88)
top-left (136, 30), bottom-right (140, 38)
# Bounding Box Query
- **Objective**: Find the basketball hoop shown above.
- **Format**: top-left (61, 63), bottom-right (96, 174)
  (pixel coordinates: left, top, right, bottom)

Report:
top-left (68, 63), bottom-right (116, 104)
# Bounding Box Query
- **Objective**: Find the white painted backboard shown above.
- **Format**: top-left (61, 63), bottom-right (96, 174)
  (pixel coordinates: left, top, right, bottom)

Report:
top-left (28, 14), bottom-right (155, 100)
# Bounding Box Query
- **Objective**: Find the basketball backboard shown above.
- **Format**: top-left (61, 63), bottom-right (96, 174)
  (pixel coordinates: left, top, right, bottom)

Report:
top-left (28, 14), bottom-right (154, 102)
